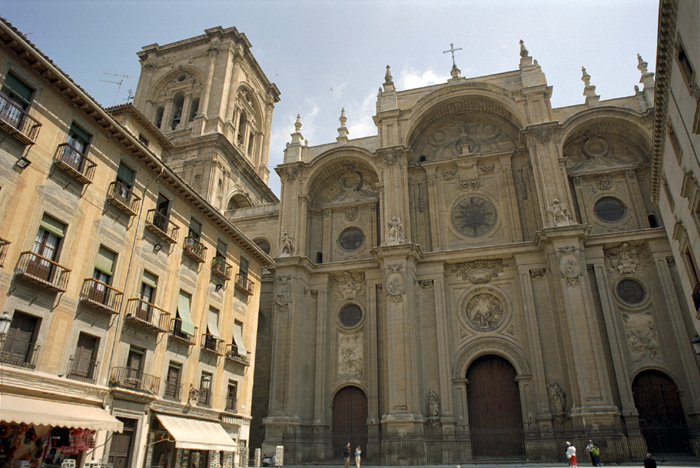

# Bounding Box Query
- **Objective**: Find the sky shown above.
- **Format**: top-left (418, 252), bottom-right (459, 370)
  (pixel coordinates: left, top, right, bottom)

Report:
top-left (1, 0), bottom-right (659, 197)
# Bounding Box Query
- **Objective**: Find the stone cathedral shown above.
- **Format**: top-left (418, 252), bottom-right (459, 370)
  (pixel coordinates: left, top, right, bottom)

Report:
top-left (130, 29), bottom-right (700, 464)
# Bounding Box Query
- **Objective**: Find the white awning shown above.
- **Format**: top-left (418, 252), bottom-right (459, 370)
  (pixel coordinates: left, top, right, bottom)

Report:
top-left (155, 413), bottom-right (237, 452)
top-left (0, 394), bottom-right (123, 432)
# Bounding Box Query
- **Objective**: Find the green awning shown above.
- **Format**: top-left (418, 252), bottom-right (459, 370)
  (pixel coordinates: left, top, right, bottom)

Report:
top-left (177, 291), bottom-right (195, 336)
top-left (40, 214), bottom-right (66, 238)
top-left (4, 72), bottom-right (33, 103)
top-left (142, 271), bottom-right (157, 289)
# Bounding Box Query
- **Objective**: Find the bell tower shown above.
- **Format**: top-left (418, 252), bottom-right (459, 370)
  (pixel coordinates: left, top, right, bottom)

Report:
top-left (133, 26), bottom-right (280, 211)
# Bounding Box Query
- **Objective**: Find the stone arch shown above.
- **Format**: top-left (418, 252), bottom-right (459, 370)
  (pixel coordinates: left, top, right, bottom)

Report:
top-left (452, 336), bottom-right (531, 380)
top-left (304, 149), bottom-right (380, 208)
top-left (227, 191), bottom-right (253, 211)
top-left (331, 385), bottom-right (368, 457)
top-left (147, 67), bottom-right (204, 129)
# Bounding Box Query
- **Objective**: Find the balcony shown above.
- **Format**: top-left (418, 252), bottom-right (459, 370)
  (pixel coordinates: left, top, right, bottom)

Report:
top-left (15, 251), bottom-right (70, 292)
top-left (53, 143), bottom-right (97, 185)
top-left (109, 366), bottom-right (160, 395)
top-left (146, 210), bottom-right (179, 244)
top-left (183, 236), bottom-right (207, 263)
top-left (169, 318), bottom-right (197, 346)
top-left (0, 237), bottom-right (9, 267)
top-left (211, 256), bottom-right (231, 281)
top-left (124, 298), bottom-right (170, 333)
top-left (107, 181), bottom-right (141, 217)
top-left (225, 345), bottom-right (250, 367)
top-left (80, 278), bottom-right (123, 315)
top-left (0, 93), bottom-right (41, 145)
top-left (234, 273), bottom-right (254, 296)
top-left (66, 354), bottom-right (99, 384)
top-left (201, 333), bottom-right (224, 356)
top-left (163, 381), bottom-right (182, 401)
top-left (0, 333), bottom-right (40, 369)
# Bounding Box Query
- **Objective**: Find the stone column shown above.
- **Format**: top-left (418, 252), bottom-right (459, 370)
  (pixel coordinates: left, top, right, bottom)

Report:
top-left (433, 274), bottom-right (455, 429)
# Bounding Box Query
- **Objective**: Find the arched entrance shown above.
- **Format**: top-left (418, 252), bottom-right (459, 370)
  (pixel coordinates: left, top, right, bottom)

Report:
top-left (467, 355), bottom-right (524, 458)
top-left (332, 386), bottom-right (368, 458)
top-left (632, 370), bottom-right (691, 453)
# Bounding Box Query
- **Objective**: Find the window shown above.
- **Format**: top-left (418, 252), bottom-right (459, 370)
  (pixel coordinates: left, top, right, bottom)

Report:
top-left (215, 239), bottom-right (227, 262)
top-left (205, 307), bottom-right (222, 351)
top-left (154, 107), bottom-right (164, 129)
top-left (125, 346), bottom-right (144, 388)
top-left (28, 215), bottom-right (66, 282)
top-left (164, 362), bottom-right (182, 400)
top-left (593, 196), bottom-right (627, 222)
top-left (1, 311), bottom-right (40, 368)
top-left (225, 381), bottom-right (237, 411)
top-left (339, 304), bottom-right (363, 328)
top-left (198, 372), bottom-right (212, 406)
top-left (138, 134), bottom-right (149, 147)
top-left (153, 193), bottom-right (171, 231)
top-left (239, 257), bottom-right (249, 280)
top-left (63, 122), bottom-right (91, 171)
top-left (114, 161), bottom-right (136, 200)
top-left (231, 320), bottom-right (247, 357)
top-left (170, 92), bottom-right (184, 130)
top-left (254, 238), bottom-right (271, 255)
top-left (189, 219), bottom-right (202, 240)
top-left (1, 72), bottom-right (33, 129)
top-left (88, 246), bottom-right (117, 305)
top-left (68, 333), bottom-right (99, 382)
top-left (189, 98), bottom-right (200, 122)
top-left (338, 227), bottom-right (365, 251)
top-left (616, 278), bottom-right (646, 305)
top-left (677, 40), bottom-right (695, 90)
top-left (175, 290), bottom-right (195, 338)
top-left (668, 125), bottom-right (682, 164)
top-left (137, 271), bottom-right (158, 320)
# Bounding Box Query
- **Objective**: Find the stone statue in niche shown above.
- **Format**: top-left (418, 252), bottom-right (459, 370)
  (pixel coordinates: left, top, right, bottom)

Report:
top-left (547, 382), bottom-right (566, 417)
top-left (386, 216), bottom-right (404, 245)
top-left (335, 270), bottom-right (364, 300)
top-left (428, 389), bottom-right (441, 417)
top-left (280, 230), bottom-right (294, 256)
top-left (548, 199), bottom-right (574, 227)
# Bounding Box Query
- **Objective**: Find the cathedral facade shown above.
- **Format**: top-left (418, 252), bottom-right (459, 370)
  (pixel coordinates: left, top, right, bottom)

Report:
top-left (232, 45), bottom-right (700, 463)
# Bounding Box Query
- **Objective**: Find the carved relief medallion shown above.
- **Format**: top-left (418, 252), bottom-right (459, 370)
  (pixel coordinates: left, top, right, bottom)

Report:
top-left (465, 292), bottom-right (505, 331)
top-left (275, 275), bottom-right (294, 313)
top-left (558, 247), bottom-right (582, 287)
top-left (386, 265), bottom-right (405, 304)
top-left (338, 333), bottom-right (364, 380)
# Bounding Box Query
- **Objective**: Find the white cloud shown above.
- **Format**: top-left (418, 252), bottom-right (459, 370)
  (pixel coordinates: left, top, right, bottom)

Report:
top-left (397, 67), bottom-right (448, 90)
top-left (346, 90), bottom-right (377, 138)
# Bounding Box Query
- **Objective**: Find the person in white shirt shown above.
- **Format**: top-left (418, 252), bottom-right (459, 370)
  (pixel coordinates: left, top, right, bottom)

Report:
top-left (566, 442), bottom-right (577, 466)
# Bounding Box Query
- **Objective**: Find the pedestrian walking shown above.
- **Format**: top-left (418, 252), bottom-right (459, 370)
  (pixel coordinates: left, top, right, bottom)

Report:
top-left (586, 440), bottom-right (601, 466)
top-left (343, 442), bottom-right (351, 468)
top-left (566, 441), bottom-right (577, 466)
top-left (644, 453), bottom-right (657, 468)
top-left (355, 445), bottom-right (362, 468)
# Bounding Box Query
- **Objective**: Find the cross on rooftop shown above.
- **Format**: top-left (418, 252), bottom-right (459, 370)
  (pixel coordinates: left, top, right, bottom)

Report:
top-left (443, 43), bottom-right (462, 68)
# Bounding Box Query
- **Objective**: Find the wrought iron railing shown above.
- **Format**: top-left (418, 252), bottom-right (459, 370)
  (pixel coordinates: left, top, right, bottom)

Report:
top-left (225, 344), bottom-right (250, 366)
top-left (80, 278), bottom-right (123, 314)
top-left (0, 93), bottom-right (41, 144)
top-left (124, 298), bottom-right (170, 332)
top-left (109, 366), bottom-right (160, 395)
top-left (53, 143), bottom-right (97, 184)
top-left (183, 236), bottom-right (207, 263)
top-left (201, 333), bottom-right (224, 355)
top-left (146, 209), bottom-right (179, 243)
top-left (169, 318), bottom-right (196, 345)
top-left (15, 251), bottom-right (70, 292)
top-left (66, 354), bottom-right (99, 383)
top-left (0, 332), bottom-right (40, 369)
top-left (163, 381), bottom-right (182, 401)
top-left (106, 181), bottom-right (141, 216)
top-left (212, 256), bottom-right (231, 280)
top-left (234, 273), bottom-right (254, 295)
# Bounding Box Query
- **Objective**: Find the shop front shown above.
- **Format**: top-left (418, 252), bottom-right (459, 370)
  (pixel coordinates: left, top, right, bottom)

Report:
top-left (0, 394), bottom-right (123, 468)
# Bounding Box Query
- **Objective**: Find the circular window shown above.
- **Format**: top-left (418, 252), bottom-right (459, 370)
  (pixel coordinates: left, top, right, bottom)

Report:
top-left (338, 227), bottom-right (365, 251)
top-left (451, 197), bottom-right (497, 237)
top-left (617, 278), bottom-right (646, 305)
top-left (594, 196), bottom-right (627, 222)
top-left (339, 304), bottom-right (363, 327)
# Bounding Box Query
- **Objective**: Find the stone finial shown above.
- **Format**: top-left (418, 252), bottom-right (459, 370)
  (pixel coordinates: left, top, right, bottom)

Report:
top-left (284, 114), bottom-right (305, 162)
top-left (294, 114), bottom-right (302, 133)
top-left (519, 39), bottom-right (529, 58)
top-left (581, 66), bottom-right (600, 106)
top-left (337, 108), bottom-right (349, 144)
top-left (637, 53), bottom-right (655, 92)
top-left (384, 65), bottom-right (393, 85)
top-left (637, 54), bottom-right (648, 74)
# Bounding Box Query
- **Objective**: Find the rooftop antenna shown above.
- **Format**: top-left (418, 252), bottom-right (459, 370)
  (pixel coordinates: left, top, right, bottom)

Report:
top-left (101, 72), bottom-right (131, 106)
top-left (124, 89), bottom-right (135, 104)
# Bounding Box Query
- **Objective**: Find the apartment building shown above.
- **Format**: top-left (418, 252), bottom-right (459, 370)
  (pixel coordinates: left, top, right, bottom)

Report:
top-left (0, 17), bottom-right (270, 468)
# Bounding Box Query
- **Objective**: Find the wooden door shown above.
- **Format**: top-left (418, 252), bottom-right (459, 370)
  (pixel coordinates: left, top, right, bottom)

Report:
top-left (73, 333), bottom-right (97, 379)
top-left (333, 386), bottom-right (368, 458)
top-left (467, 355), bottom-right (524, 458)
top-left (29, 229), bottom-right (60, 281)
top-left (633, 370), bottom-right (691, 453)
top-left (108, 418), bottom-right (135, 468)
top-left (2, 312), bottom-right (38, 364)
top-left (126, 348), bottom-right (144, 389)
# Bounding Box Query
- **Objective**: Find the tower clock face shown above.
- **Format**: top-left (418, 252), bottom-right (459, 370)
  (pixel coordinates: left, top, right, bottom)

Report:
top-left (451, 197), bottom-right (497, 237)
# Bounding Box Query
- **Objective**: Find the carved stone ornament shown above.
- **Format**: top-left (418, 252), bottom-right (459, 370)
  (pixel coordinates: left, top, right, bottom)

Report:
top-left (460, 178), bottom-right (481, 191)
top-left (442, 169), bottom-right (457, 181)
top-left (480, 164), bottom-right (495, 174)
top-left (465, 292), bottom-right (505, 331)
top-left (338, 333), bottom-right (364, 381)
top-left (605, 242), bottom-right (639, 274)
top-left (385, 216), bottom-right (404, 245)
top-left (558, 247), bottom-right (582, 287)
top-left (535, 127), bottom-right (553, 145)
top-left (386, 265), bottom-right (405, 303)
top-left (625, 317), bottom-right (660, 361)
top-left (334, 270), bottom-right (364, 300)
top-left (275, 275), bottom-right (294, 313)
top-left (428, 389), bottom-right (441, 418)
top-left (280, 230), bottom-right (295, 256)
top-left (548, 199), bottom-right (574, 227)
top-left (285, 167), bottom-right (299, 182)
top-left (345, 206), bottom-right (358, 221)
top-left (457, 259), bottom-right (504, 284)
top-left (547, 382), bottom-right (566, 416)
top-left (595, 174), bottom-right (612, 190)
top-left (383, 152), bottom-right (398, 166)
